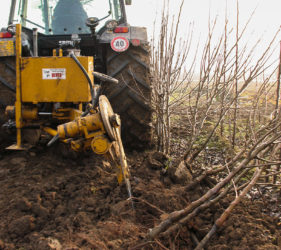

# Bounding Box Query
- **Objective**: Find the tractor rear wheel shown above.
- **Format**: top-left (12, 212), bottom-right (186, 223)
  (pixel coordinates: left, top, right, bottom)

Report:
top-left (103, 45), bottom-right (153, 150)
top-left (0, 57), bottom-right (16, 147)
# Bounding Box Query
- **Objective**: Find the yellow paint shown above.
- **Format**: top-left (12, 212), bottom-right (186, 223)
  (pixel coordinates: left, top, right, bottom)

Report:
top-left (71, 139), bottom-right (84, 152)
top-left (117, 165), bottom-right (124, 184)
top-left (21, 56), bottom-right (94, 103)
top-left (57, 113), bottom-right (103, 139)
top-left (0, 40), bottom-right (15, 56)
top-left (52, 108), bottom-right (82, 121)
top-left (91, 135), bottom-right (111, 154)
top-left (22, 107), bottom-right (38, 120)
top-left (6, 25), bottom-right (120, 164)
top-left (43, 127), bottom-right (68, 144)
top-left (5, 106), bottom-right (38, 120)
top-left (79, 103), bottom-right (83, 111)
top-left (43, 127), bottom-right (58, 137)
top-left (15, 24), bottom-right (22, 148)
top-left (5, 106), bottom-right (15, 118)
top-left (69, 109), bottom-right (83, 120)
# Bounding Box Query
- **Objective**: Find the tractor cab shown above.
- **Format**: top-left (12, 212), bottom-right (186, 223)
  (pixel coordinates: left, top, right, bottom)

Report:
top-left (0, 0), bottom-right (151, 154)
top-left (9, 0), bottom-right (128, 35)
top-left (6, 0), bottom-right (146, 63)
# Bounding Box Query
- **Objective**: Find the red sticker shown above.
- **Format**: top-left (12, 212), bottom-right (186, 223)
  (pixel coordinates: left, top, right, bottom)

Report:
top-left (111, 37), bottom-right (130, 52)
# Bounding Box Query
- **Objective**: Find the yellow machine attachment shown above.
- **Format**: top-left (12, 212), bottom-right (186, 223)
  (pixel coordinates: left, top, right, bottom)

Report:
top-left (4, 24), bottom-right (132, 202)
top-left (50, 95), bottom-right (131, 189)
top-left (54, 95), bottom-right (131, 187)
top-left (5, 24), bottom-right (94, 150)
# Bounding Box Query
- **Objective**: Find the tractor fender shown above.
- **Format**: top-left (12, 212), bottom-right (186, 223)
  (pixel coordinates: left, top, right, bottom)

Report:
top-left (98, 26), bottom-right (148, 45)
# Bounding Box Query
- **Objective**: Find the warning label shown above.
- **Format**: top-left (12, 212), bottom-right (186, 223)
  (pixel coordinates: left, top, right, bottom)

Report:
top-left (42, 68), bottom-right (66, 80)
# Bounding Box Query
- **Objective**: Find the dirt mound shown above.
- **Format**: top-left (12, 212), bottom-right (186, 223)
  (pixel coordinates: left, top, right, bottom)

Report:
top-left (206, 197), bottom-right (281, 250)
top-left (0, 149), bottom-right (280, 249)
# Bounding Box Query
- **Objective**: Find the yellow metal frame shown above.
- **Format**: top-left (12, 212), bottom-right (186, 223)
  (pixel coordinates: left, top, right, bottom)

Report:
top-left (0, 39), bottom-right (15, 57)
top-left (21, 56), bottom-right (93, 103)
top-left (7, 24), bottom-right (24, 150)
top-left (6, 24), bottom-right (93, 150)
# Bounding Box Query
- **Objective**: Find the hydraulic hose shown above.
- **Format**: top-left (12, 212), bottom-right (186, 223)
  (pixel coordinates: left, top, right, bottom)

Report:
top-left (48, 52), bottom-right (96, 146)
top-left (70, 52), bottom-right (96, 106)
top-left (48, 53), bottom-right (102, 146)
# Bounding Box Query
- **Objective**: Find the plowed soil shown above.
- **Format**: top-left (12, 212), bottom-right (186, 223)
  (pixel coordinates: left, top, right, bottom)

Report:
top-left (0, 145), bottom-right (280, 249)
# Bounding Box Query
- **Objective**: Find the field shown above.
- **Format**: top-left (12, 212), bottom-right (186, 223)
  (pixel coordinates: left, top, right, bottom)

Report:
top-left (0, 114), bottom-right (280, 249)
top-left (0, 0), bottom-right (281, 249)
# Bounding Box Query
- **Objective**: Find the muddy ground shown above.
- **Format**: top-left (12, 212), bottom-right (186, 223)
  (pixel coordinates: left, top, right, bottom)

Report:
top-left (0, 141), bottom-right (280, 249)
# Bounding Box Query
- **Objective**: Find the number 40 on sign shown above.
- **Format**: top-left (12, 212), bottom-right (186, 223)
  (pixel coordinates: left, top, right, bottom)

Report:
top-left (110, 37), bottom-right (130, 52)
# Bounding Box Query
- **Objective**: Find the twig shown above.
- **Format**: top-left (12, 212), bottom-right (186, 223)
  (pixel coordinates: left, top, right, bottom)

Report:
top-left (259, 171), bottom-right (281, 177)
top-left (148, 130), bottom-right (281, 239)
top-left (256, 157), bottom-right (281, 164)
top-left (247, 163), bottom-right (281, 168)
top-left (194, 167), bottom-right (263, 250)
top-left (190, 231), bottom-right (200, 246)
top-left (162, 168), bottom-right (250, 237)
top-left (226, 163), bottom-right (238, 197)
top-left (185, 165), bottom-right (226, 191)
top-left (155, 239), bottom-right (169, 250)
top-left (256, 183), bottom-right (281, 186)
top-left (256, 185), bottom-right (267, 205)
top-left (129, 241), bottom-right (155, 250)
top-left (131, 197), bottom-right (166, 214)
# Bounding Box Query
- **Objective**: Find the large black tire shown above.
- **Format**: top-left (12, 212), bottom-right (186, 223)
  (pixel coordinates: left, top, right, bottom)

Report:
top-left (103, 45), bottom-right (153, 150)
top-left (0, 57), bottom-right (16, 107)
top-left (0, 57), bottom-right (16, 147)
top-left (0, 57), bottom-right (41, 148)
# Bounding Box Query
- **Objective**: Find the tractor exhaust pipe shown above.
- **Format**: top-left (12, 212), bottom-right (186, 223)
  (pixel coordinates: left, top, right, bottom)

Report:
top-left (33, 28), bottom-right (38, 57)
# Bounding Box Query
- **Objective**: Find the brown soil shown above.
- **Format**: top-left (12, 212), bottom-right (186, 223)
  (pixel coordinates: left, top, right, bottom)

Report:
top-left (0, 146), bottom-right (280, 249)
top-left (0, 57), bottom-right (16, 148)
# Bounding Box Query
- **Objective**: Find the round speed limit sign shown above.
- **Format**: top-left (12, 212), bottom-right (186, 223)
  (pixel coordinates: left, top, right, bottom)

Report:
top-left (111, 37), bottom-right (130, 52)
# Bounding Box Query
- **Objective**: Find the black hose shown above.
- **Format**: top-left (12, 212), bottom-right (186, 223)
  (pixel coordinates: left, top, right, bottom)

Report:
top-left (70, 52), bottom-right (96, 106)
top-left (47, 53), bottom-right (98, 147)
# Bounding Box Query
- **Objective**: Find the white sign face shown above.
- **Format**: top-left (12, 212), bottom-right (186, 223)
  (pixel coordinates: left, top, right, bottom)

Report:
top-left (42, 68), bottom-right (66, 80)
top-left (111, 37), bottom-right (130, 52)
top-left (59, 40), bottom-right (75, 47)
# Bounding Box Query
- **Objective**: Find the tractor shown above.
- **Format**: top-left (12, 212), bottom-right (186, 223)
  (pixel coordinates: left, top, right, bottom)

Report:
top-left (0, 0), bottom-right (152, 149)
top-left (0, 0), bottom-right (152, 200)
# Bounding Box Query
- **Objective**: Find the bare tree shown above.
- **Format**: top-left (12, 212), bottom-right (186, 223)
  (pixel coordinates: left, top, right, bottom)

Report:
top-left (150, 0), bottom-right (196, 154)
top-left (147, 118), bottom-right (281, 240)
top-left (144, 1), bottom-right (281, 248)
top-left (178, 10), bottom-right (279, 167)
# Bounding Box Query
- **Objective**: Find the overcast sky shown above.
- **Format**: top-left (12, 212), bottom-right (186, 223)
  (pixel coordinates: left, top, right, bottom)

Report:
top-left (0, 0), bottom-right (280, 72)
top-left (126, 0), bottom-right (280, 37)
top-left (126, 0), bottom-right (281, 76)
top-left (1, 0), bottom-right (280, 40)
top-left (1, 0), bottom-right (280, 37)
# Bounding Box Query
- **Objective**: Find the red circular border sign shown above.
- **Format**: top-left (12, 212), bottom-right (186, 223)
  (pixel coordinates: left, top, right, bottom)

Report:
top-left (111, 37), bottom-right (130, 52)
